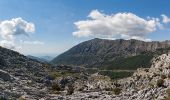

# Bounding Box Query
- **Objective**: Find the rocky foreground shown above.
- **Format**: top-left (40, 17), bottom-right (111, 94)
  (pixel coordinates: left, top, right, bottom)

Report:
top-left (49, 54), bottom-right (170, 100)
top-left (1, 46), bottom-right (170, 100)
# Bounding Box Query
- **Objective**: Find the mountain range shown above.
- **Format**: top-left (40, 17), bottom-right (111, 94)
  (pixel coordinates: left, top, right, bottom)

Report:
top-left (27, 55), bottom-right (54, 62)
top-left (51, 38), bottom-right (170, 70)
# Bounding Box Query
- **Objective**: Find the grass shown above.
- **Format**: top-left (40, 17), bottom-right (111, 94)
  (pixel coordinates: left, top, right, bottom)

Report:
top-left (99, 70), bottom-right (134, 80)
top-left (48, 71), bottom-right (80, 80)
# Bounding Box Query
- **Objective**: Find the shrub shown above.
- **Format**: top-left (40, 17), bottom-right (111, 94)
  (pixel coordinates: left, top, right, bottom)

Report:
top-left (67, 84), bottom-right (74, 95)
top-left (104, 87), bottom-right (113, 91)
top-left (51, 84), bottom-right (61, 91)
top-left (156, 79), bottom-right (164, 87)
top-left (49, 72), bottom-right (62, 79)
top-left (78, 86), bottom-right (85, 91)
top-left (161, 75), bottom-right (167, 79)
top-left (112, 87), bottom-right (122, 95)
top-left (149, 82), bottom-right (155, 88)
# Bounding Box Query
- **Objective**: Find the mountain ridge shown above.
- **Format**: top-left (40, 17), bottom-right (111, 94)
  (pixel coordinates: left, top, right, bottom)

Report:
top-left (51, 38), bottom-right (170, 69)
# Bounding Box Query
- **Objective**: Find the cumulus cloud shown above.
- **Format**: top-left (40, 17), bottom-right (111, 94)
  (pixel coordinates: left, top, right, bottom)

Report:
top-left (0, 17), bottom-right (35, 49)
top-left (73, 10), bottom-right (163, 41)
top-left (161, 14), bottom-right (170, 24)
top-left (0, 17), bottom-right (35, 40)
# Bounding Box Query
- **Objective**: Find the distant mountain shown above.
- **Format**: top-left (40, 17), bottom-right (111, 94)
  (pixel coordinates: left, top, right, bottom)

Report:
top-left (51, 38), bottom-right (170, 70)
top-left (27, 55), bottom-right (48, 62)
top-left (27, 55), bottom-right (54, 62)
top-left (40, 56), bottom-right (54, 62)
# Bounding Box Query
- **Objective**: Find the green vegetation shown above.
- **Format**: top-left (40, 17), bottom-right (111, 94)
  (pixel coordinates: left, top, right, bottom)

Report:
top-left (112, 87), bottom-right (122, 95)
top-left (156, 79), bottom-right (164, 87)
top-left (99, 70), bottom-right (134, 80)
top-left (149, 82), bottom-right (155, 88)
top-left (48, 71), bottom-right (79, 80)
top-left (101, 47), bottom-right (170, 70)
top-left (165, 88), bottom-right (170, 100)
top-left (51, 84), bottom-right (61, 91)
top-left (102, 54), bottom-right (154, 70)
top-left (52, 84), bottom-right (61, 91)
top-left (161, 75), bottom-right (167, 79)
top-left (67, 84), bottom-right (74, 95)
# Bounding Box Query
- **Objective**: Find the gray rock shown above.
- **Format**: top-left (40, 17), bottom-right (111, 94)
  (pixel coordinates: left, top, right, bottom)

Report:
top-left (0, 69), bottom-right (12, 81)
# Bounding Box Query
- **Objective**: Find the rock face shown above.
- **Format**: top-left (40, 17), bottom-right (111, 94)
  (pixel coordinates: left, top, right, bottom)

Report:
top-left (51, 38), bottom-right (170, 69)
top-left (53, 54), bottom-right (170, 100)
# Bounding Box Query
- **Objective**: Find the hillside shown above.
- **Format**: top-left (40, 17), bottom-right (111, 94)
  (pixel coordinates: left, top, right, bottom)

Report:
top-left (51, 38), bottom-right (170, 69)
top-left (0, 46), bottom-right (52, 99)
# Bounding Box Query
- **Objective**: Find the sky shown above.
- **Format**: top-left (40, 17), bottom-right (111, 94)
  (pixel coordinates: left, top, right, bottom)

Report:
top-left (0, 0), bottom-right (170, 56)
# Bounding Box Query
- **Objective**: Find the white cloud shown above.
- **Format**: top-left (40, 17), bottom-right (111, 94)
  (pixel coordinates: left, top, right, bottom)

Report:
top-left (0, 17), bottom-right (35, 40)
top-left (21, 40), bottom-right (44, 45)
top-left (0, 40), bottom-right (15, 49)
top-left (73, 10), bottom-right (163, 41)
top-left (161, 14), bottom-right (170, 24)
top-left (0, 17), bottom-right (35, 49)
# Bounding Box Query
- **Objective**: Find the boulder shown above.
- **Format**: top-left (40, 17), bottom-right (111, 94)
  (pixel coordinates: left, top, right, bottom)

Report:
top-left (0, 69), bottom-right (12, 81)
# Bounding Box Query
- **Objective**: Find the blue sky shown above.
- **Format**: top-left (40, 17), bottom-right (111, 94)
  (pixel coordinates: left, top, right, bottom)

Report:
top-left (0, 0), bottom-right (170, 56)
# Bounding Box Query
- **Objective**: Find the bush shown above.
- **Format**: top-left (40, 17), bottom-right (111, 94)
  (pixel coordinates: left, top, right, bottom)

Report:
top-left (149, 82), bottom-right (154, 88)
top-left (67, 84), bottom-right (74, 95)
top-left (157, 79), bottom-right (164, 87)
top-left (161, 75), bottom-right (167, 79)
top-left (49, 72), bottom-right (62, 79)
top-left (112, 87), bottom-right (122, 95)
top-left (104, 87), bottom-right (113, 91)
top-left (51, 84), bottom-right (61, 91)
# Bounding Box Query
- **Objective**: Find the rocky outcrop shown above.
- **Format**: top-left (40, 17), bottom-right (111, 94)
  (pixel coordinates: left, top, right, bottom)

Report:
top-left (116, 54), bottom-right (170, 100)
top-left (0, 70), bottom-right (12, 81)
top-left (0, 46), bottom-right (51, 99)
top-left (51, 38), bottom-right (170, 69)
